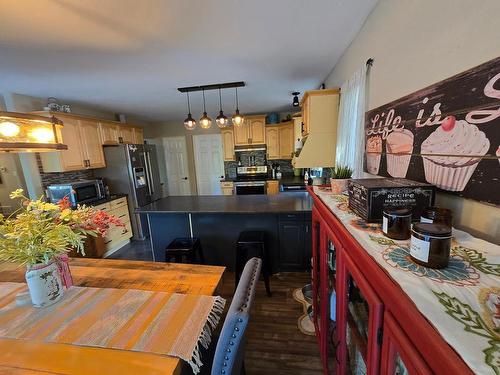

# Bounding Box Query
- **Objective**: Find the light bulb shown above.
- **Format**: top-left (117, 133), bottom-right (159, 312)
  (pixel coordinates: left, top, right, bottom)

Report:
top-left (0, 121), bottom-right (20, 137)
top-left (232, 110), bottom-right (244, 127)
top-left (216, 111), bottom-right (229, 128)
top-left (184, 113), bottom-right (197, 130)
top-left (29, 127), bottom-right (55, 143)
top-left (199, 112), bottom-right (212, 129)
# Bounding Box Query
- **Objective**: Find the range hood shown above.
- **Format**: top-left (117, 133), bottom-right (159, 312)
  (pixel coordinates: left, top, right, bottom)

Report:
top-left (293, 133), bottom-right (336, 168)
top-left (234, 145), bottom-right (266, 152)
top-left (0, 111), bottom-right (67, 152)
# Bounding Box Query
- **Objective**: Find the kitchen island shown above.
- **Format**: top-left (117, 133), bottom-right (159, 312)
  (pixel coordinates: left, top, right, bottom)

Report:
top-left (137, 192), bottom-right (312, 271)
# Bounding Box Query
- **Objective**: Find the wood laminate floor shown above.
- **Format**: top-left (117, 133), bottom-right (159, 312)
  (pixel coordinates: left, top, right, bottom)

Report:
top-left (218, 271), bottom-right (323, 375)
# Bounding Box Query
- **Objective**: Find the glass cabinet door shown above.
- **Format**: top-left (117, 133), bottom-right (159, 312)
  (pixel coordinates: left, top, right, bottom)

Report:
top-left (380, 313), bottom-right (432, 375)
top-left (338, 251), bottom-right (384, 375)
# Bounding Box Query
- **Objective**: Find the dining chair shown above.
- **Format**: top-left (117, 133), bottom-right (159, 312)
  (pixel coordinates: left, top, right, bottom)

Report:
top-left (210, 257), bottom-right (262, 375)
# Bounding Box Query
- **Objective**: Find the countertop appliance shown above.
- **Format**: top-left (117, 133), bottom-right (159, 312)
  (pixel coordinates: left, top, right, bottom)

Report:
top-left (46, 179), bottom-right (106, 207)
top-left (94, 144), bottom-right (163, 240)
top-left (234, 165), bottom-right (268, 195)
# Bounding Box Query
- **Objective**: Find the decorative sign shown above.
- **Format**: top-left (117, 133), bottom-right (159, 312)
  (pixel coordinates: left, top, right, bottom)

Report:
top-left (364, 56), bottom-right (500, 205)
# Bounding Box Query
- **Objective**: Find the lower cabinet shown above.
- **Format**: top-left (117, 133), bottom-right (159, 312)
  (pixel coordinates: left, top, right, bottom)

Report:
top-left (220, 181), bottom-right (234, 195)
top-left (278, 213), bottom-right (311, 271)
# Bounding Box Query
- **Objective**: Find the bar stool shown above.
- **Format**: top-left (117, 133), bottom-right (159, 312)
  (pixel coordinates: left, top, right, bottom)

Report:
top-left (235, 231), bottom-right (272, 297)
top-left (165, 237), bottom-right (205, 264)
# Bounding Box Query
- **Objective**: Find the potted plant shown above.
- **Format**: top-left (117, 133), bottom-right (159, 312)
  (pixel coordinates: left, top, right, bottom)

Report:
top-left (0, 189), bottom-right (123, 307)
top-left (329, 165), bottom-right (353, 194)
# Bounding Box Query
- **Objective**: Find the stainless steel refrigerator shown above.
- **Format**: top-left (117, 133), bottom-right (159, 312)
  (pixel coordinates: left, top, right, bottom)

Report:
top-left (95, 144), bottom-right (163, 240)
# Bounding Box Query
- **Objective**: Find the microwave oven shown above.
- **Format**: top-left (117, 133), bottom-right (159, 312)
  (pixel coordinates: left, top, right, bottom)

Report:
top-left (46, 179), bottom-right (106, 207)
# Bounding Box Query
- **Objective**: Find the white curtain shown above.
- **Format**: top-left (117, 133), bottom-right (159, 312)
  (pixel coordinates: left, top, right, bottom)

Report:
top-left (335, 64), bottom-right (368, 178)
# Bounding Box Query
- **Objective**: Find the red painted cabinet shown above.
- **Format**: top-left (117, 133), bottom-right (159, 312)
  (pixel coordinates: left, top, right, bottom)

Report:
top-left (380, 313), bottom-right (432, 375)
top-left (309, 195), bottom-right (472, 375)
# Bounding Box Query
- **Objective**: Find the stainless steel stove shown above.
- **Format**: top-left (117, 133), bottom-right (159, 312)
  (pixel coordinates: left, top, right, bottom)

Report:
top-left (234, 165), bottom-right (268, 195)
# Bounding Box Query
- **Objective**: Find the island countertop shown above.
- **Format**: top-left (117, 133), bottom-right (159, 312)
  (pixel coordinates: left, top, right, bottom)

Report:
top-left (136, 192), bottom-right (312, 214)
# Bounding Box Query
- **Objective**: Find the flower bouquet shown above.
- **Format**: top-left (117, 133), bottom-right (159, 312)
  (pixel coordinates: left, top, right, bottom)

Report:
top-left (0, 189), bottom-right (123, 307)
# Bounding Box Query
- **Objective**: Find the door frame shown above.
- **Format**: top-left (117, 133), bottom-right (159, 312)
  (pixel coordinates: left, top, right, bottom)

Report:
top-left (192, 134), bottom-right (224, 195)
top-left (162, 136), bottom-right (192, 196)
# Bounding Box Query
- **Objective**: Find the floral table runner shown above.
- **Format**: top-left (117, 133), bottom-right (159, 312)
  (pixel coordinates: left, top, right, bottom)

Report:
top-left (0, 283), bottom-right (225, 374)
top-left (313, 186), bottom-right (499, 375)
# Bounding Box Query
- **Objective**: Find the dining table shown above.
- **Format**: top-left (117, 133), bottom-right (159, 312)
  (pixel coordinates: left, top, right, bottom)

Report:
top-left (0, 258), bottom-right (226, 375)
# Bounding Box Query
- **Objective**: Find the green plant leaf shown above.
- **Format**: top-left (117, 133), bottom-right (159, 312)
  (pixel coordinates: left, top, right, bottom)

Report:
top-left (484, 340), bottom-right (500, 375)
top-left (369, 235), bottom-right (396, 246)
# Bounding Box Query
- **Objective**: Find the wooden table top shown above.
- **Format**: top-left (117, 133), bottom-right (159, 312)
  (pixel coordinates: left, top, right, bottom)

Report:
top-left (0, 258), bottom-right (225, 375)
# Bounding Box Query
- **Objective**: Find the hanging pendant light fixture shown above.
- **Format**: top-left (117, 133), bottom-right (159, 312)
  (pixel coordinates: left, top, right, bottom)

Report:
top-left (292, 91), bottom-right (300, 107)
top-left (232, 87), bottom-right (244, 127)
top-left (199, 89), bottom-right (212, 129)
top-left (183, 92), bottom-right (196, 130)
top-left (216, 88), bottom-right (229, 128)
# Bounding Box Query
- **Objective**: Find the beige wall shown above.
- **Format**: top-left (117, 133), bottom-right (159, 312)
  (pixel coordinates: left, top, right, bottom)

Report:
top-left (324, 0), bottom-right (500, 244)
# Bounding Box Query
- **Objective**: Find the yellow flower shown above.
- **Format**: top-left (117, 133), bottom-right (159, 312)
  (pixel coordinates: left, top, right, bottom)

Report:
top-left (9, 189), bottom-right (24, 199)
top-left (41, 203), bottom-right (59, 211)
top-left (59, 209), bottom-right (72, 220)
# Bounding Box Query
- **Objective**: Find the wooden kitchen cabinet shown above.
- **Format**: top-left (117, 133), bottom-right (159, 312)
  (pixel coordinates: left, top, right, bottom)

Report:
top-left (132, 127), bottom-right (144, 144)
top-left (265, 126), bottom-right (279, 159)
top-left (119, 126), bottom-right (135, 144)
top-left (220, 181), bottom-right (234, 195)
top-left (99, 121), bottom-right (120, 145)
top-left (233, 115), bottom-right (266, 146)
top-left (39, 114), bottom-right (105, 172)
top-left (266, 180), bottom-right (279, 195)
top-left (278, 122), bottom-right (294, 159)
top-left (278, 213), bottom-right (311, 271)
top-left (265, 121), bottom-right (294, 160)
top-left (221, 129), bottom-right (235, 161)
top-left (300, 89), bottom-right (339, 138)
top-left (79, 119), bottom-right (106, 168)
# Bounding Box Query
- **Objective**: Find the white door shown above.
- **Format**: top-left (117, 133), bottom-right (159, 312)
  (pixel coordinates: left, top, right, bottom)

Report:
top-left (193, 134), bottom-right (225, 195)
top-left (162, 136), bottom-right (191, 196)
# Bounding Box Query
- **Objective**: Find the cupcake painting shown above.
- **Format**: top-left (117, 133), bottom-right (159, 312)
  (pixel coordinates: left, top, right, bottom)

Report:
top-left (421, 116), bottom-right (490, 191)
top-left (385, 129), bottom-right (414, 178)
top-left (366, 135), bottom-right (382, 174)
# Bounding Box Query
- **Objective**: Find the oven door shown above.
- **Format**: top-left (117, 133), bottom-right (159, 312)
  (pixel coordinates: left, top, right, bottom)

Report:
top-left (234, 181), bottom-right (266, 195)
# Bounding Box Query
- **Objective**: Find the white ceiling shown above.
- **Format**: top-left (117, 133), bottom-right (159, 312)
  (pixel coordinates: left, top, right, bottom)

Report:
top-left (0, 0), bottom-right (377, 122)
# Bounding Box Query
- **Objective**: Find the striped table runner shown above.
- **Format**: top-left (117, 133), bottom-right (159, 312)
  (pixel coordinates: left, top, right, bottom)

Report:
top-left (0, 282), bottom-right (225, 374)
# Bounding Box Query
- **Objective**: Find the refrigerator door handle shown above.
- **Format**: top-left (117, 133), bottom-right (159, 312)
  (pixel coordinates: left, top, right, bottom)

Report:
top-left (144, 151), bottom-right (154, 196)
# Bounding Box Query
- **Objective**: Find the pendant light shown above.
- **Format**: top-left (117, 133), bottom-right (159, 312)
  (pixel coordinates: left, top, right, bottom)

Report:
top-left (292, 91), bottom-right (300, 107)
top-left (183, 92), bottom-right (196, 130)
top-left (232, 87), bottom-right (244, 127)
top-left (216, 88), bottom-right (229, 128)
top-left (199, 89), bottom-right (212, 129)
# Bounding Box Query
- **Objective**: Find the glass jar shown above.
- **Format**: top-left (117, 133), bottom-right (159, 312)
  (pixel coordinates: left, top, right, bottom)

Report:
top-left (382, 208), bottom-right (412, 240)
top-left (410, 223), bottom-right (452, 268)
top-left (420, 206), bottom-right (452, 227)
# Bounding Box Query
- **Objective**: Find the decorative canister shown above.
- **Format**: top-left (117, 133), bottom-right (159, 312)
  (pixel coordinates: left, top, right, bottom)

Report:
top-left (382, 208), bottom-right (412, 240)
top-left (420, 206), bottom-right (453, 227)
top-left (410, 223), bottom-right (452, 269)
top-left (25, 261), bottom-right (64, 308)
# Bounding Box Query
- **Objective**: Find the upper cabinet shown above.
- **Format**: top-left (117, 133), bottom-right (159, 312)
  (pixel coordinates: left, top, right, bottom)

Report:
top-left (39, 113), bottom-right (105, 172)
top-left (300, 89), bottom-right (340, 138)
top-left (221, 129), bottom-right (235, 161)
top-left (133, 127), bottom-right (144, 144)
top-left (119, 126), bottom-right (134, 144)
top-left (99, 121), bottom-right (120, 145)
top-left (233, 115), bottom-right (266, 146)
top-left (265, 121), bottom-right (294, 160)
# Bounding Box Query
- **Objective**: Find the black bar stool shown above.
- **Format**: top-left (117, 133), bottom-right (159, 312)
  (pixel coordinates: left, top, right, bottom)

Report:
top-left (165, 237), bottom-right (205, 264)
top-left (236, 231), bottom-right (271, 297)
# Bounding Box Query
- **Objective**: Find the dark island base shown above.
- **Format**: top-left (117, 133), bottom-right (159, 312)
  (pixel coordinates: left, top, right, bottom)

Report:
top-left (147, 212), bottom-right (311, 272)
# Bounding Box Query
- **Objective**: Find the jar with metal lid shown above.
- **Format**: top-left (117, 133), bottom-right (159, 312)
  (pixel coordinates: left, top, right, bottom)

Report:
top-left (382, 208), bottom-right (412, 240)
top-left (410, 223), bottom-right (452, 268)
top-left (420, 206), bottom-right (452, 227)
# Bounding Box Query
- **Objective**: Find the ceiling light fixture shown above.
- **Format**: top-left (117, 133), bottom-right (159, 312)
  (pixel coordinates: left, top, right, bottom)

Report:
top-left (216, 88), bottom-right (229, 128)
top-left (199, 89), bottom-right (212, 129)
top-left (0, 112), bottom-right (67, 152)
top-left (292, 91), bottom-right (300, 107)
top-left (183, 92), bottom-right (196, 130)
top-left (232, 87), bottom-right (244, 127)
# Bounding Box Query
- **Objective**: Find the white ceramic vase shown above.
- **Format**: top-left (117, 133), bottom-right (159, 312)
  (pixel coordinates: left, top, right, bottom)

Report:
top-left (25, 261), bottom-right (64, 308)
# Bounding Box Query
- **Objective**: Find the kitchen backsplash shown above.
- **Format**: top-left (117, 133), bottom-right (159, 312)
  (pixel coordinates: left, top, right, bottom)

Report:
top-left (36, 154), bottom-right (94, 189)
top-left (224, 157), bottom-right (294, 179)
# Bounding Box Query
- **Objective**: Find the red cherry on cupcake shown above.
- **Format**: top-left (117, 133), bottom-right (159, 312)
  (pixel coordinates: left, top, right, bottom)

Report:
top-left (441, 116), bottom-right (456, 131)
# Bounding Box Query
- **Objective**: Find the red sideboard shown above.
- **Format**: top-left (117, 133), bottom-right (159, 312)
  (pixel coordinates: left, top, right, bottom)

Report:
top-left (308, 187), bottom-right (473, 375)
